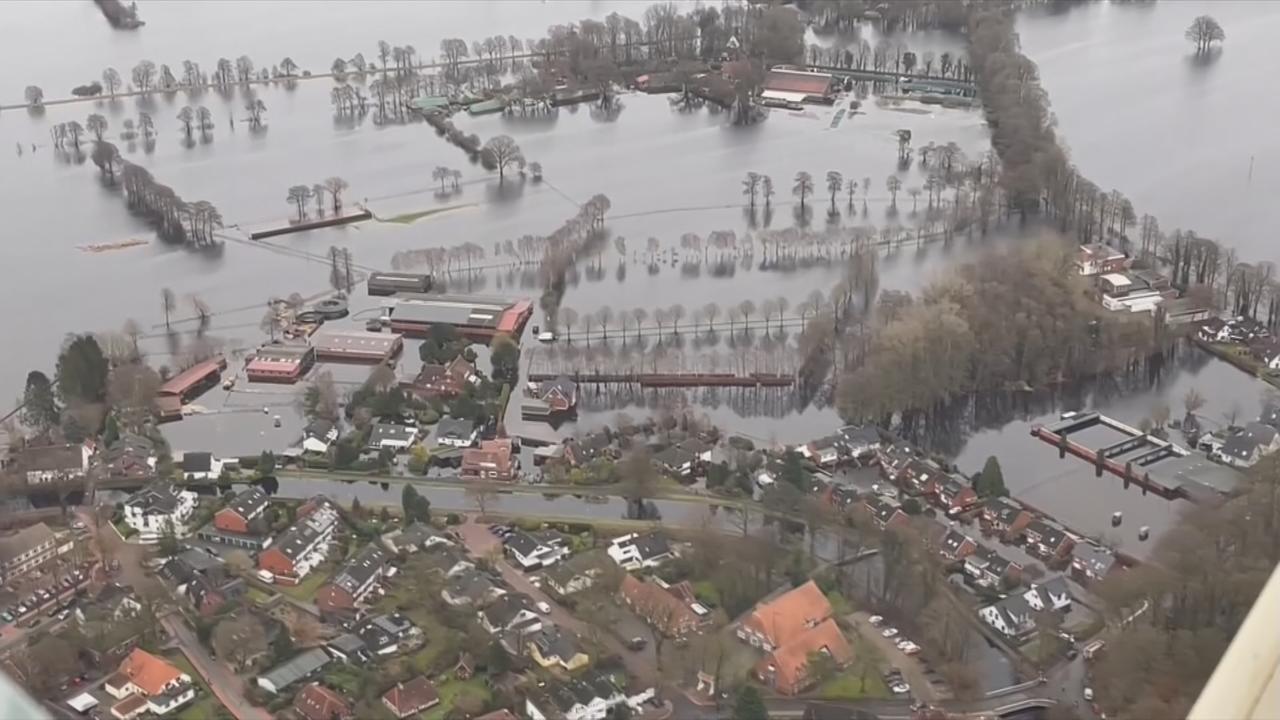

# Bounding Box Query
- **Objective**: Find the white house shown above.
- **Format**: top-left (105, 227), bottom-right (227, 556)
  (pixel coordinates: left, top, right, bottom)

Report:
top-left (525, 671), bottom-right (643, 720)
top-left (17, 443), bottom-right (92, 485)
top-left (978, 594), bottom-right (1036, 639)
top-left (302, 420), bottom-right (339, 454)
top-left (802, 436), bottom-right (841, 466)
top-left (607, 532), bottom-right (674, 571)
top-left (837, 425), bottom-right (881, 459)
top-left (479, 593), bottom-right (543, 636)
top-left (122, 483), bottom-right (198, 543)
top-left (1217, 422), bottom-right (1280, 468)
top-left (1024, 576), bottom-right (1073, 612)
top-left (104, 648), bottom-right (195, 718)
top-left (435, 417), bottom-right (478, 448)
top-left (504, 530), bottom-right (568, 571)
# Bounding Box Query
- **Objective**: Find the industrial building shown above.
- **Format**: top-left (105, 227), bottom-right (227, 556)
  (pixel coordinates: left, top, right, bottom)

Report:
top-left (309, 328), bottom-right (404, 363)
top-left (367, 272), bottom-right (432, 296)
top-left (245, 343), bottom-right (315, 383)
top-left (155, 356), bottom-right (226, 421)
top-left (388, 294), bottom-right (533, 341)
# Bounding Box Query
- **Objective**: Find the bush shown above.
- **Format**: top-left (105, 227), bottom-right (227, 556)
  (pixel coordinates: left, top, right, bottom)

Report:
top-left (516, 518), bottom-right (543, 531)
top-left (445, 513), bottom-right (462, 525)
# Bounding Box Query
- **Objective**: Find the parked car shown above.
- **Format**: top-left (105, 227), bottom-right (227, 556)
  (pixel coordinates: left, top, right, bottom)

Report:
top-left (625, 637), bottom-right (648, 651)
top-left (1083, 688), bottom-right (1094, 701)
top-left (0, 612), bottom-right (12, 624)
top-left (56, 609), bottom-right (71, 621)
top-left (867, 615), bottom-right (884, 626)
top-left (891, 682), bottom-right (911, 695)
top-left (900, 643), bottom-right (921, 656)
top-left (882, 627), bottom-right (900, 638)
top-left (535, 601), bottom-right (552, 615)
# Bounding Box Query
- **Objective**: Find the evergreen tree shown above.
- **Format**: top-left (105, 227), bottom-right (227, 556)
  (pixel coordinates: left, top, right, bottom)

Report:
top-left (21, 370), bottom-right (61, 433)
top-left (975, 455), bottom-right (1008, 497)
top-left (732, 685), bottom-right (767, 720)
top-left (55, 334), bottom-right (110, 405)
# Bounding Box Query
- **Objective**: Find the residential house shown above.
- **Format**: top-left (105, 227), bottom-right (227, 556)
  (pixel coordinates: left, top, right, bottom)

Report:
top-left (1075, 243), bottom-right (1127, 276)
top-left (543, 553), bottom-right (604, 596)
top-left (981, 497), bottom-right (1033, 540)
top-left (0, 522), bottom-right (65, 582)
top-left (607, 532), bottom-right (674, 571)
top-left (1024, 520), bottom-right (1075, 560)
top-left (964, 545), bottom-right (1023, 589)
top-left (565, 432), bottom-right (616, 466)
top-left (679, 438), bottom-right (715, 463)
top-left (522, 376), bottom-right (579, 421)
top-left (103, 648), bottom-right (195, 718)
top-left (876, 440), bottom-right (919, 481)
top-left (978, 594), bottom-right (1036, 640)
top-left (529, 625), bottom-right (590, 671)
top-left (436, 417), bottom-right (479, 448)
top-left (897, 458), bottom-right (943, 496)
top-left (301, 420), bottom-right (339, 455)
top-left (619, 575), bottom-right (701, 637)
top-left (357, 613), bottom-right (421, 656)
top-left (15, 442), bottom-right (91, 485)
top-left (504, 530), bottom-right (567, 571)
top-left (836, 425), bottom-right (881, 460)
top-left (475, 711), bottom-right (520, 720)
top-left (442, 569), bottom-right (505, 607)
top-left (935, 475), bottom-right (978, 516)
top-left (381, 523), bottom-right (452, 554)
top-left (524, 670), bottom-right (644, 720)
top-left (315, 544), bottom-right (388, 618)
top-left (462, 438), bottom-right (518, 482)
top-left (653, 446), bottom-right (696, 478)
top-left (1071, 542), bottom-right (1117, 583)
top-left (802, 435), bottom-right (841, 467)
top-left (368, 423), bottom-right (418, 451)
top-left (937, 528), bottom-right (978, 562)
top-left (159, 553), bottom-right (245, 618)
top-left (420, 546), bottom-right (475, 578)
top-left (98, 434), bottom-right (158, 483)
top-left (325, 633), bottom-right (371, 665)
top-left (122, 483), bottom-right (198, 543)
top-left (1024, 576), bottom-right (1073, 613)
top-left (179, 452), bottom-right (224, 481)
top-left (479, 593), bottom-right (543, 636)
top-left (382, 676), bottom-right (440, 718)
top-left (76, 582), bottom-right (143, 625)
top-left (862, 495), bottom-right (908, 531)
top-left (257, 496), bottom-right (341, 583)
top-left (402, 355), bottom-right (476, 399)
top-left (293, 682), bottom-right (353, 720)
top-left (1218, 422), bottom-right (1280, 468)
top-left (1197, 317), bottom-right (1229, 343)
top-left (738, 581), bottom-right (852, 696)
top-left (199, 486), bottom-right (273, 550)
top-left (256, 648), bottom-right (332, 695)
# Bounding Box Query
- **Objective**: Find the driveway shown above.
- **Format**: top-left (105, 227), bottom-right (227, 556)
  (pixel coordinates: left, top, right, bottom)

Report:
top-left (846, 610), bottom-right (941, 704)
top-left (456, 517), bottom-right (657, 685)
top-left (162, 614), bottom-right (271, 720)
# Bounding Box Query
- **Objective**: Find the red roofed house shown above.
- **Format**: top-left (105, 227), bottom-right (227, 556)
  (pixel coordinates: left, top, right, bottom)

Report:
top-left (155, 356), bottom-right (226, 421)
top-left (103, 647), bottom-right (195, 718)
top-left (293, 682), bottom-right (353, 720)
top-left (382, 676), bottom-right (440, 718)
top-left (619, 574), bottom-right (702, 638)
top-left (402, 355), bottom-right (476, 399)
top-left (462, 439), bottom-right (517, 482)
top-left (760, 67), bottom-right (835, 105)
top-left (737, 580), bottom-right (853, 695)
top-left (245, 344), bottom-right (315, 384)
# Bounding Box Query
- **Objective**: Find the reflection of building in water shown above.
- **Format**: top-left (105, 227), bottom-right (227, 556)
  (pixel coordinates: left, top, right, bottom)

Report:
top-left (573, 386), bottom-right (817, 421)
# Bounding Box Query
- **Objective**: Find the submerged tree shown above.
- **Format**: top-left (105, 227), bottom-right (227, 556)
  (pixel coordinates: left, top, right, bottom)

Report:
top-left (825, 171), bottom-right (843, 214)
top-left (102, 67), bottom-right (122, 96)
top-left (324, 176), bottom-right (349, 213)
top-left (86, 113), bottom-right (108, 141)
top-left (792, 171), bottom-right (813, 211)
top-left (1185, 15), bottom-right (1225, 54)
top-left (481, 135), bottom-right (524, 183)
top-left (287, 185), bottom-right (313, 222)
top-left (245, 97), bottom-right (268, 127)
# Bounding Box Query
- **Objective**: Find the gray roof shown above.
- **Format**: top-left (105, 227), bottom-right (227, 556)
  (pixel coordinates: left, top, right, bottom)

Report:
top-left (271, 497), bottom-right (340, 562)
top-left (654, 446), bottom-right (696, 468)
top-left (445, 569), bottom-right (499, 602)
top-left (181, 452), bottom-right (213, 472)
top-left (386, 522), bottom-right (447, 550)
top-left (303, 419), bottom-right (335, 441)
top-left (533, 625), bottom-right (582, 662)
top-left (391, 293), bottom-right (516, 328)
top-left (0, 523), bottom-right (55, 565)
top-left (616, 532), bottom-right (671, 563)
top-left (331, 544), bottom-right (388, 594)
top-left (17, 444), bottom-right (84, 472)
top-left (504, 530), bottom-right (545, 558)
top-left (225, 487), bottom-right (269, 521)
top-left (326, 633), bottom-right (367, 656)
top-left (124, 483), bottom-right (184, 515)
top-left (538, 376), bottom-right (578, 398)
top-left (436, 417), bottom-right (476, 440)
top-left (1072, 543), bottom-right (1116, 577)
top-left (838, 424), bottom-right (880, 447)
top-left (482, 593), bottom-right (534, 627)
top-left (988, 594), bottom-right (1034, 634)
top-left (1026, 520), bottom-right (1070, 551)
top-left (371, 423), bottom-right (416, 444)
top-left (259, 648), bottom-right (331, 691)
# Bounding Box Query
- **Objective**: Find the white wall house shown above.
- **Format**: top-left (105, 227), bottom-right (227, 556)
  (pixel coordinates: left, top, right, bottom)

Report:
top-left (607, 532), bottom-right (674, 571)
top-left (122, 484), bottom-right (198, 543)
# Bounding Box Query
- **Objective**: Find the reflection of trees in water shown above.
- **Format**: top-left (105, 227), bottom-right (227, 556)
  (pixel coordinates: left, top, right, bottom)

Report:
top-left (914, 339), bottom-right (1212, 457)
top-left (576, 385), bottom-right (816, 421)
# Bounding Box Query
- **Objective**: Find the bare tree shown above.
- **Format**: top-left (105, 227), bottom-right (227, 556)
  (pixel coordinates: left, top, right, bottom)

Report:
top-left (826, 171), bottom-right (843, 214)
top-left (467, 480), bottom-right (501, 519)
top-left (668, 304), bottom-right (686, 335)
top-left (323, 176), bottom-right (349, 213)
top-left (886, 175), bottom-right (902, 206)
top-left (596, 306), bottom-right (614, 341)
top-left (762, 175), bottom-right (775, 208)
top-left (287, 185), bottom-right (312, 222)
top-left (793, 171), bottom-right (814, 211)
top-left (742, 172), bottom-right (760, 210)
top-left (1185, 15), bottom-right (1225, 54)
top-left (703, 302), bottom-right (720, 335)
top-left (161, 287), bottom-right (176, 330)
top-left (481, 135), bottom-right (524, 183)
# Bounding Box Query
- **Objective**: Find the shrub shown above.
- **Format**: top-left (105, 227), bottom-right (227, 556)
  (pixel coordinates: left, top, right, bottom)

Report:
top-left (445, 513), bottom-right (462, 525)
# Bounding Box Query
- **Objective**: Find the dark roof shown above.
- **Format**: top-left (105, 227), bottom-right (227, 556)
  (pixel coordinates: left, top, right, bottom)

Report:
top-left (304, 419), bottom-right (335, 441)
top-left (0, 523), bottom-right (56, 565)
top-left (1071, 543), bottom-right (1116, 577)
top-left (837, 425), bottom-right (880, 447)
top-left (270, 497), bottom-right (340, 562)
top-left (864, 495), bottom-right (902, 524)
top-left (809, 435), bottom-right (839, 451)
top-left (984, 497), bottom-right (1025, 523)
top-left (125, 483), bottom-right (185, 515)
top-left (225, 487), bottom-right (269, 520)
top-left (1223, 423), bottom-right (1277, 460)
top-left (388, 522), bottom-right (446, 550)
top-left (532, 625), bottom-right (582, 662)
top-left (616, 532), bottom-right (672, 562)
top-left (1026, 520), bottom-right (1070, 550)
top-left (504, 530), bottom-right (545, 558)
top-left (482, 593), bottom-right (535, 627)
top-left (436, 417), bottom-right (476, 440)
top-left (373, 423), bottom-right (416, 441)
top-left (940, 528), bottom-right (973, 555)
top-left (181, 452), bottom-right (213, 472)
top-left (259, 648), bottom-right (331, 691)
top-left (326, 633), bottom-right (368, 656)
top-left (654, 446), bottom-right (696, 468)
top-left (18, 444), bottom-right (84, 472)
top-left (331, 545), bottom-right (388, 594)
top-left (539, 376), bottom-right (578, 398)
top-left (678, 438), bottom-right (713, 455)
top-left (445, 570), bottom-right (498, 602)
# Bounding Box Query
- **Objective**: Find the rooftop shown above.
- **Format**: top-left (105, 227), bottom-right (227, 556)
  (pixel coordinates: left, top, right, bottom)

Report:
top-left (259, 648), bottom-right (331, 691)
top-left (742, 580), bottom-right (834, 648)
top-left (0, 522), bottom-right (56, 565)
top-left (116, 647), bottom-right (185, 696)
top-left (224, 486), bottom-right (269, 520)
top-left (310, 328), bottom-right (403, 357)
top-left (15, 443), bottom-right (85, 472)
top-left (124, 483), bottom-right (187, 515)
top-left (382, 676), bottom-right (439, 716)
top-left (158, 356), bottom-right (225, 396)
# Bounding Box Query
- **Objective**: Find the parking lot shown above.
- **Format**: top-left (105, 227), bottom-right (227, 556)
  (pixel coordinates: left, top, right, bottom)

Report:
top-left (847, 610), bottom-right (948, 704)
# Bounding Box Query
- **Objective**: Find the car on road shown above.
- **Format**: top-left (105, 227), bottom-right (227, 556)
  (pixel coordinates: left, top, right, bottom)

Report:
top-left (1083, 687), bottom-right (1094, 701)
top-left (1066, 648), bottom-right (1079, 660)
top-left (537, 331), bottom-right (557, 343)
top-left (535, 600), bottom-right (552, 614)
top-left (890, 682), bottom-right (911, 695)
top-left (56, 609), bottom-right (71, 621)
top-left (900, 643), bottom-right (921, 656)
top-left (71, 521), bottom-right (86, 530)
top-left (868, 615), bottom-right (884, 626)
top-left (882, 627), bottom-right (899, 638)
top-left (0, 612), bottom-right (11, 624)
top-left (625, 637), bottom-right (648, 651)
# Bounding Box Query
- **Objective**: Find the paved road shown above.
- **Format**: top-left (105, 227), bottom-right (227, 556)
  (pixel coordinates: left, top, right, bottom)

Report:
top-left (162, 614), bottom-right (270, 720)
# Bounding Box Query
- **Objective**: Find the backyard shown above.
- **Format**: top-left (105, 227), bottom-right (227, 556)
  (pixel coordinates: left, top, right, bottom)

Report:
top-left (167, 653), bottom-right (227, 720)
top-left (422, 677), bottom-right (492, 720)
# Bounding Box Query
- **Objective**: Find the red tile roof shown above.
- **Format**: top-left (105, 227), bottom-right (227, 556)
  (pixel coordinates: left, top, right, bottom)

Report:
top-left (158, 356), bottom-right (226, 396)
top-left (382, 676), bottom-right (439, 718)
top-left (756, 617), bottom-right (853, 694)
top-left (116, 647), bottom-right (185, 696)
top-left (294, 682), bottom-right (353, 720)
top-left (741, 580), bottom-right (834, 649)
top-left (763, 69), bottom-right (833, 96)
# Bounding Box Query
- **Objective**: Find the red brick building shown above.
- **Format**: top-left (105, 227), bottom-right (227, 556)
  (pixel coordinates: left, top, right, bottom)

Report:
top-left (461, 439), bottom-right (517, 482)
top-left (245, 344), bottom-right (315, 384)
top-left (212, 487), bottom-right (269, 535)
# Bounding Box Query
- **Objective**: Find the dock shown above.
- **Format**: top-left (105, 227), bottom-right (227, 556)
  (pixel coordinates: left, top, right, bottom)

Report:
top-left (1030, 412), bottom-right (1242, 503)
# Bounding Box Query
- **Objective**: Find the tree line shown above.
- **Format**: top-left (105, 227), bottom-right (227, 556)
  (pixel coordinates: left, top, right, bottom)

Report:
top-left (284, 177), bottom-right (349, 223)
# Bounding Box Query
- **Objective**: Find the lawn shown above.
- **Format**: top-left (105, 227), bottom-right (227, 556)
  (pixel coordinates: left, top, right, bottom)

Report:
top-left (245, 586), bottom-right (275, 605)
top-left (815, 669), bottom-right (891, 701)
top-left (167, 653), bottom-right (226, 720)
top-left (276, 566), bottom-right (332, 601)
top-left (422, 677), bottom-right (491, 720)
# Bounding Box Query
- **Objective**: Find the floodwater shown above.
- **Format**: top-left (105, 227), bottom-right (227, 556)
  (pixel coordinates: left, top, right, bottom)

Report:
top-left (1017, 0), bottom-right (1280, 264)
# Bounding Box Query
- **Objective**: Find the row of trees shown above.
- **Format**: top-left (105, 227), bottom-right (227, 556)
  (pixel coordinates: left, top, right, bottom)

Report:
top-left (555, 292), bottom-right (824, 348)
top-left (121, 161), bottom-right (224, 246)
top-left (804, 41), bottom-right (972, 81)
top-left (284, 177), bottom-right (349, 222)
